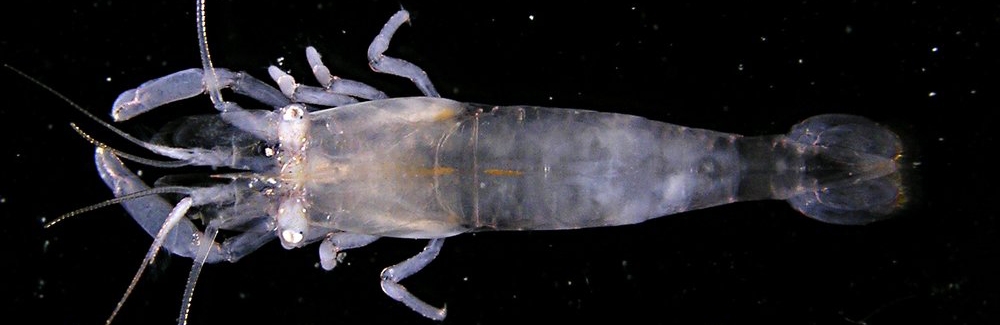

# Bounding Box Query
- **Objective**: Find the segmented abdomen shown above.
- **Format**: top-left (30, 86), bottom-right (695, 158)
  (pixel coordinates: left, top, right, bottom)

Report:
top-left (446, 104), bottom-right (742, 231)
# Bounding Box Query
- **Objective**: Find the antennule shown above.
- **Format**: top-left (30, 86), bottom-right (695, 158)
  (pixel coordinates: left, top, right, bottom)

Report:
top-left (69, 123), bottom-right (191, 168)
top-left (44, 186), bottom-right (193, 229)
top-left (4, 64), bottom-right (203, 163)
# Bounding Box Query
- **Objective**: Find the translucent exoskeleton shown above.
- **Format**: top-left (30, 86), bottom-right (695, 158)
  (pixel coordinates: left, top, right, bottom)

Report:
top-left (57, 1), bottom-right (907, 324)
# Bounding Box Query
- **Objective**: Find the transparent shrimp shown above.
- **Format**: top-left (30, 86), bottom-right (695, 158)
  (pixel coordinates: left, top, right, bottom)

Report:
top-left (73, 2), bottom-right (906, 323)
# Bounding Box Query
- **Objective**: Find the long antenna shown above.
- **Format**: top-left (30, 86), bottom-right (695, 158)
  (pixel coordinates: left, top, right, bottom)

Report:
top-left (197, 0), bottom-right (224, 107)
top-left (3, 64), bottom-right (195, 160)
top-left (105, 197), bottom-right (194, 325)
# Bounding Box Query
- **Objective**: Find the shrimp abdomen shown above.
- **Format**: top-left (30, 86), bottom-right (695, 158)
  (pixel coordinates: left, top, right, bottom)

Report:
top-left (464, 105), bottom-right (742, 230)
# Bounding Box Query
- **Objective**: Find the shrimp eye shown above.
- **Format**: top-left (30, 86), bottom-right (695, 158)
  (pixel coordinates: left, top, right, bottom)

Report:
top-left (277, 198), bottom-right (308, 249)
top-left (254, 142), bottom-right (277, 157)
top-left (281, 105), bottom-right (306, 121)
top-left (281, 229), bottom-right (304, 245)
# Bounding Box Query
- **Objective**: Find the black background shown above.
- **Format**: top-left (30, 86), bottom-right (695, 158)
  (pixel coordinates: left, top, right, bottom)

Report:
top-left (2, 1), bottom-right (997, 324)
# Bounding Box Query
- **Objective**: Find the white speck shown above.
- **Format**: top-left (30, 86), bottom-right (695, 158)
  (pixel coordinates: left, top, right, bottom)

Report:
top-left (631, 6), bottom-right (636, 10)
top-left (913, 161), bottom-right (922, 166)
top-left (548, 96), bottom-right (554, 101)
top-left (463, 277), bottom-right (469, 281)
top-left (845, 25), bottom-right (853, 34)
top-left (938, 137), bottom-right (945, 142)
top-left (738, 63), bottom-right (744, 71)
top-left (760, 36), bottom-right (767, 42)
top-left (931, 47), bottom-right (939, 52)
top-left (0, 196), bottom-right (5, 204)
top-left (797, 58), bottom-right (804, 64)
top-left (105, 77), bottom-right (112, 82)
top-left (970, 89), bottom-right (977, 94)
top-left (136, 169), bottom-right (144, 177)
top-left (528, 14), bottom-right (534, 21)
top-left (479, 182), bottom-right (486, 189)
top-left (928, 92), bottom-right (936, 97)
top-left (281, 229), bottom-right (304, 244)
top-left (276, 57), bottom-right (285, 66)
top-left (567, 280), bottom-right (573, 286)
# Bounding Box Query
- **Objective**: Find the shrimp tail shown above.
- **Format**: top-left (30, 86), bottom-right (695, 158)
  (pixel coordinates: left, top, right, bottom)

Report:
top-left (784, 114), bottom-right (906, 225)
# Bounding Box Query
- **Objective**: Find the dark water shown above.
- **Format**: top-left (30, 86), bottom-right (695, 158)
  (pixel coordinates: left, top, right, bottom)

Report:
top-left (2, 1), bottom-right (997, 324)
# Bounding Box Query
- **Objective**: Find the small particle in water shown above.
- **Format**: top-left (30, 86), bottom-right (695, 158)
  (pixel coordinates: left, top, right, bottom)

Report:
top-left (34, 278), bottom-right (46, 299)
top-left (928, 92), bottom-right (937, 97)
